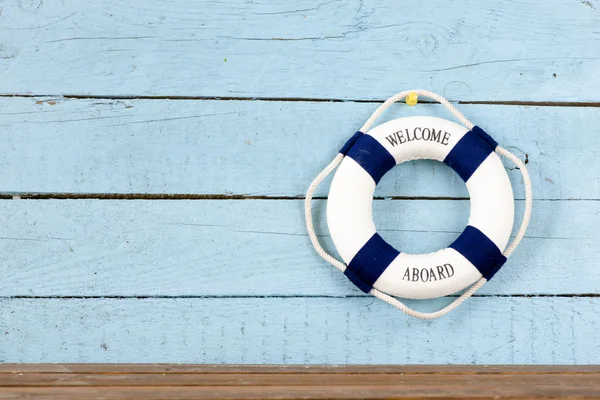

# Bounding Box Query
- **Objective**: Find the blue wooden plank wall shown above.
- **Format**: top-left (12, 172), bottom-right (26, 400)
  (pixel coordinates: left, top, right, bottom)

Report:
top-left (0, 0), bottom-right (599, 364)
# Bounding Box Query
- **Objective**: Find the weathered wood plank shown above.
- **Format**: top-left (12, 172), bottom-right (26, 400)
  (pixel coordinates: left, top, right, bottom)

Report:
top-left (0, 297), bottom-right (598, 364)
top-left (3, 367), bottom-right (600, 399)
top-left (1, 0), bottom-right (599, 101)
top-left (0, 98), bottom-right (595, 199)
top-left (2, 384), bottom-right (600, 400)
top-left (8, 372), bottom-right (600, 387)
top-left (0, 199), bottom-right (597, 296)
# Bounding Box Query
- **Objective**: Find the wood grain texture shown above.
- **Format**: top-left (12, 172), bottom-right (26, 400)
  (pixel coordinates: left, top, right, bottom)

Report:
top-left (1, 366), bottom-right (600, 400)
top-left (1, 0), bottom-right (600, 100)
top-left (2, 385), bottom-right (600, 400)
top-left (2, 366), bottom-right (600, 400)
top-left (0, 98), bottom-right (594, 199)
top-left (9, 372), bottom-right (600, 387)
top-left (1, 297), bottom-right (599, 364)
top-left (0, 199), bottom-right (597, 296)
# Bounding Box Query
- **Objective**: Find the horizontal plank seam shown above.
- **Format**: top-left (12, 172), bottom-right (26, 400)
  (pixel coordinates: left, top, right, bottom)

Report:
top-left (0, 194), bottom-right (595, 201)
top-left (0, 193), bottom-right (470, 201)
top-left (1, 93), bottom-right (600, 108)
top-left (2, 294), bottom-right (599, 299)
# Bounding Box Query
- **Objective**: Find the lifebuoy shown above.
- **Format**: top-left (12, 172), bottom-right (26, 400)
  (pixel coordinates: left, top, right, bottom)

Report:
top-left (305, 90), bottom-right (532, 319)
top-left (327, 116), bottom-right (514, 299)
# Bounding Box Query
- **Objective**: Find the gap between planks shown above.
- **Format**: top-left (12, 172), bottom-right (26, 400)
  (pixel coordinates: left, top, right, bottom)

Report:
top-left (3, 372), bottom-right (600, 384)
top-left (1, 364), bottom-right (599, 374)
top-left (1, 193), bottom-right (473, 200)
top-left (1, 93), bottom-right (600, 108)
top-left (1, 194), bottom-right (598, 201)
top-left (2, 294), bottom-right (600, 299)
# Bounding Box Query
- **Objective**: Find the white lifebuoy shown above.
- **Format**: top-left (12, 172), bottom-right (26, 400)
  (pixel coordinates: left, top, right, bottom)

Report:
top-left (327, 116), bottom-right (514, 299)
top-left (305, 90), bottom-right (532, 319)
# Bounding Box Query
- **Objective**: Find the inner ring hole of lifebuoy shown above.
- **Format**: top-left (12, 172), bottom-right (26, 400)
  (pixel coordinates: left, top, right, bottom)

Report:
top-left (372, 159), bottom-right (470, 254)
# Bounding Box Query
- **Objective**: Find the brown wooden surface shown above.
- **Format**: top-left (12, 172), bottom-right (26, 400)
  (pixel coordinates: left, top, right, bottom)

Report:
top-left (0, 365), bottom-right (599, 399)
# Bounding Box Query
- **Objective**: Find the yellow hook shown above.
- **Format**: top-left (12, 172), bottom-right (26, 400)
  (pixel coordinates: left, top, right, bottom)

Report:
top-left (405, 92), bottom-right (418, 106)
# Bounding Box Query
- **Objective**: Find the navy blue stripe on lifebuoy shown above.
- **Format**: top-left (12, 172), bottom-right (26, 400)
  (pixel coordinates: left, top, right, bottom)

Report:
top-left (344, 267), bottom-right (374, 293)
top-left (449, 225), bottom-right (507, 280)
top-left (345, 233), bottom-right (400, 293)
top-left (345, 134), bottom-right (396, 184)
top-left (443, 128), bottom-right (495, 182)
top-left (472, 126), bottom-right (498, 149)
top-left (339, 131), bottom-right (364, 155)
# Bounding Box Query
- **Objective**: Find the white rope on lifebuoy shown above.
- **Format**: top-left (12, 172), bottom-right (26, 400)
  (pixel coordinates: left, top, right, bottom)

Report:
top-left (304, 89), bottom-right (532, 320)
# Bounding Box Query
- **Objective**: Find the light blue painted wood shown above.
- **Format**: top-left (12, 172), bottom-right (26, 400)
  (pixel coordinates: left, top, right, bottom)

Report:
top-left (1, 0), bottom-right (599, 100)
top-left (0, 98), bottom-right (597, 200)
top-left (1, 297), bottom-right (598, 364)
top-left (1, 0), bottom-right (598, 366)
top-left (0, 199), bottom-right (597, 296)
